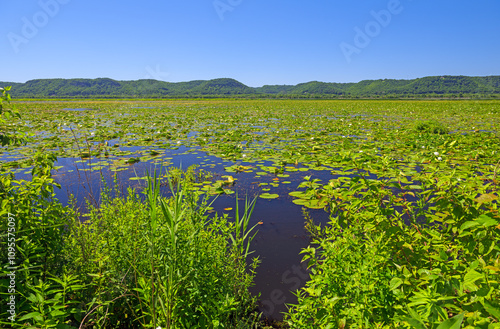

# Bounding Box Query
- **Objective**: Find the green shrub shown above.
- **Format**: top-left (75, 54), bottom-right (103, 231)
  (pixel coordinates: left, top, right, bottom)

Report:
top-left (1, 153), bottom-right (84, 328)
top-left (63, 169), bottom-right (260, 328)
top-left (285, 159), bottom-right (500, 328)
top-left (415, 120), bottom-right (449, 135)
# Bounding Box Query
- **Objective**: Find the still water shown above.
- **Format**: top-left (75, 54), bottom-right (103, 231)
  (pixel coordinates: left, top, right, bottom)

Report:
top-left (26, 146), bottom-right (332, 320)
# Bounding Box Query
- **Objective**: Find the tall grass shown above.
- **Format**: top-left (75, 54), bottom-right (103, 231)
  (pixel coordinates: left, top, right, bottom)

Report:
top-left (1, 164), bottom-right (261, 328)
top-left (61, 167), bottom-right (261, 328)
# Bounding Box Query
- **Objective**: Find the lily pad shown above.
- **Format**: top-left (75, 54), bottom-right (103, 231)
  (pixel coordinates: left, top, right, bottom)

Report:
top-left (259, 193), bottom-right (279, 199)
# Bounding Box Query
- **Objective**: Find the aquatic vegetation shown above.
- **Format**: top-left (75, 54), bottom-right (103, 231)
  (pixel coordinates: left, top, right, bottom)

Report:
top-left (1, 165), bottom-right (261, 328)
top-left (2, 97), bottom-right (500, 326)
top-left (415, 120), bottom-right (449, 135)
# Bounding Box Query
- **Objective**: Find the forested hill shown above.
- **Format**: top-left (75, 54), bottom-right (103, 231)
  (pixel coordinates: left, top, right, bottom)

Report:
top-left (1, 76), bottom-right (499, 98)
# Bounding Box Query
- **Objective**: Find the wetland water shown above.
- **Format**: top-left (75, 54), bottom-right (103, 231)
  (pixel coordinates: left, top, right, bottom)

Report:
top-left (3, 99), bottom-right (500, 320)
top-left (10, 145), bottom-right (331, 320)
top-left (63, 150), bottom-right (333, 320)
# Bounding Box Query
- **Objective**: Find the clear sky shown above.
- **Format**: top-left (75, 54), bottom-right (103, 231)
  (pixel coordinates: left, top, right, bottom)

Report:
top-left (1, 0), bottom-right (499, 87)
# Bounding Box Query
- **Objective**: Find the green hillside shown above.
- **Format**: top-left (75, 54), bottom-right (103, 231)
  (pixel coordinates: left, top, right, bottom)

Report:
top-left (1, 75), bottom-right (499, 98)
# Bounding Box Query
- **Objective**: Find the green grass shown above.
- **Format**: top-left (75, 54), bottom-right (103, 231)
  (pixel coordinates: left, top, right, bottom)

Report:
top-left (1, 165), bottom-right (261, 328)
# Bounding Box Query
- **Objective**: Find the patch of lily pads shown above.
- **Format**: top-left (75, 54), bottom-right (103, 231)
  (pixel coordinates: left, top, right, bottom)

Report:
top-left (2, 99), bottom-right (499, 210)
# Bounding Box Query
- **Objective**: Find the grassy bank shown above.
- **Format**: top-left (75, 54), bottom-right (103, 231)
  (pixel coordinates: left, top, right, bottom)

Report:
top-left (1, 161), bottom-right (264, 328)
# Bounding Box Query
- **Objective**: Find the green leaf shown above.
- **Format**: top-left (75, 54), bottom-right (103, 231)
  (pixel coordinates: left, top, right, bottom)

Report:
top-left (18, 311), bottom-right (43, 322)
top-left (409, 185), bottom-right (423, 190)
top-left (50, 309), bottom-right (66, 317)
top-left (389, 277), bottom-right (403, 291)
top-left (259, 193), bottom-right (279, 199)
top-left (460, 221), bottom-right (479, 231)
top-left (476, 214), bottom-right (498, 228)
top-left (483, 300), bottom-right (500, 320)
top-left (129, 176), bottom-right (147, 181)
top-left (436, 313), bottom-right (464, 329)
top-left (289, 191), bottom-right (308, 198)
top-left (463, 269), bottom-right (483, 291)
top-left (399, 317), bottom-right (426, 329)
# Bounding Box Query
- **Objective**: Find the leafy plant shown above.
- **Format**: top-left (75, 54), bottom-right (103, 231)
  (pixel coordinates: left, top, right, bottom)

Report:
top-left (285, 153), bottom-right (500, 328)
top-left (63, 167), bottom-right (260, 328)
top-left (415, 120), bottom-right (449, 135)
top-left (0, 86), bottom-right (25, 146)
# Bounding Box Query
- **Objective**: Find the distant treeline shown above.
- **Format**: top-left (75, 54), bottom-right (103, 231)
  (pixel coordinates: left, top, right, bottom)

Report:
top-left (1, 75), bottom-right (500, 98)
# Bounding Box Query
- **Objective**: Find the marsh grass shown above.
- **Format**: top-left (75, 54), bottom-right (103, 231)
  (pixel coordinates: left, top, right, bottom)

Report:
top-left (414, 120), bottom-right (449, 135)
top-left (1, 164), bottom-right (261, 328)
top-left (60, 167), bottom-right (261, 328)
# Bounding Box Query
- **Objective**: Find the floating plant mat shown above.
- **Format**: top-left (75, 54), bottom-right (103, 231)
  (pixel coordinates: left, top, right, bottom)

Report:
top-left (3, 99), bottom-right (500, 209)
top-left (3, 99), bottom-right (500, 320)
top-left (3, 98), bottom-right (499, 213)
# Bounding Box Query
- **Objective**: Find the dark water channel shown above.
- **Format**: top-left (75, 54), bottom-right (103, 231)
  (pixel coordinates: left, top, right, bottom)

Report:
top-left (10, 147), bottom-right (332, 320)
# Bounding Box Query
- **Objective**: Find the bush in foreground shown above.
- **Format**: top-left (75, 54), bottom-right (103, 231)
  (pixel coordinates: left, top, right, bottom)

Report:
top-left (285, 157), bottom-right (500, 328)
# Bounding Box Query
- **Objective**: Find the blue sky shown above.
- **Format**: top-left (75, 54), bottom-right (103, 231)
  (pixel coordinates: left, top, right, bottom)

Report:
top-left (1, 0), bottom-right (499, 87)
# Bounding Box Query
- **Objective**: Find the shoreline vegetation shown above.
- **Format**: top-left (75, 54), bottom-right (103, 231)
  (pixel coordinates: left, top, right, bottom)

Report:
top-left (1, 75), bottom-right (500, 99)
top-left (1, 87), bottom-right (500, 328)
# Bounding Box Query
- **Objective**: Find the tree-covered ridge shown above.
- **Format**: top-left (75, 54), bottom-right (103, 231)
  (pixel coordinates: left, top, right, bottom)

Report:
top-left (1, 75), bottom-right (499, 98)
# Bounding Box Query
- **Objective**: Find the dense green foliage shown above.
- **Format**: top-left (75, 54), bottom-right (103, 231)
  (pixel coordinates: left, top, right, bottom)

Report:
top-left (1, 75), bottom-right (500, 98)
top-left (1, 88), bottom-right (261, 328)
top-left (1, 167), bottom-right (261, 328)
top-left (285, 161), bottom-right (500, 328)
top-left (0, 87), bottom-right (25, 146)
top-left (2, 93), bottom-right (500, 327)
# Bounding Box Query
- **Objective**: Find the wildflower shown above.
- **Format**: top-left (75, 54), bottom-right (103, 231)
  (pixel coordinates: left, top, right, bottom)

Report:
top-left (242, 154), bottom-right (247, 158)
top-left (176, 141), bottom-right (181, 144)
top-left (422, 146), bottom-right (425, 149)
top-left (434, 152), bottom-right (439, 156)
top-left (157, 131), bottom-right (160, 134)
top-left (437, 157), bottom-right (442, 161)
top-left (90, 132), bottom-right (95, 136)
